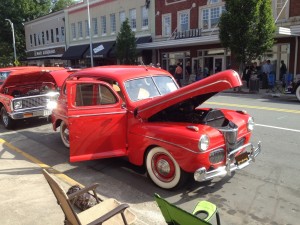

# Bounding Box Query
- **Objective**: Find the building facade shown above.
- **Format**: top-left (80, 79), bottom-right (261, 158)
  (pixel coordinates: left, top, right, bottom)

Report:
top-left (137, 0), bottom-right (300, 82)
top-left (62, 0), bottom-right (155, 67)
top-left (24, 0), bottom-right (299, 80)
top-left (24, 10), bottom-right (66, 66)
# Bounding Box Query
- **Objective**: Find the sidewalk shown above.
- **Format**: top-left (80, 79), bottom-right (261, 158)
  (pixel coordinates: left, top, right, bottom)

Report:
top-left (0, 139), bottom-right (147, 225)
top-left (0, 140), bottom-right (64, 225)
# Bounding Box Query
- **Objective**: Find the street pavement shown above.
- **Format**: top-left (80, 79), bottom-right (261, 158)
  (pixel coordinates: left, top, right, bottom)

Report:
top-left (0, 86), bottom-right (295, 225)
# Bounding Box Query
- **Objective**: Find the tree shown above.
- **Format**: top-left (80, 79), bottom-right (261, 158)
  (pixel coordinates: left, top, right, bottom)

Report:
top-left (52, 0), bottom-right (75, 12)
top-left (116, 18), bottom-right (137, 65)
top-left (0, 0), bottom-right (52, 66)
top-left (219, 0), bottom-right (276, 74)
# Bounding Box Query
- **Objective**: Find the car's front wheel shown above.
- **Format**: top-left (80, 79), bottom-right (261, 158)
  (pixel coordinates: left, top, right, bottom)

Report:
top-left (1, 107), bottom-right (14, 129)
top-left (145, 147), bottom-right (188, 189)
top-left (60, 121), bottom-right (70, 148)
top-left (295, 85), bottom-right (300, 102)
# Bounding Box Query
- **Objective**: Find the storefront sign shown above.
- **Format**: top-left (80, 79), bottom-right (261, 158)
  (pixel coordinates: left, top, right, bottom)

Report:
top-left (27, 47), bottom-right (65, 58)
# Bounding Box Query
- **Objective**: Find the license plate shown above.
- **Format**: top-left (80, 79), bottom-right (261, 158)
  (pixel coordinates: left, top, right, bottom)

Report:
top-left (235, 152), bottom-right (249, 165)
top-left (43, 110), bottom-right (51, 116)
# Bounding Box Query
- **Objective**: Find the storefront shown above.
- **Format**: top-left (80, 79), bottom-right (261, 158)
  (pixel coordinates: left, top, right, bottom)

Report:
top-left (26, 46), bottom-right (66, 66)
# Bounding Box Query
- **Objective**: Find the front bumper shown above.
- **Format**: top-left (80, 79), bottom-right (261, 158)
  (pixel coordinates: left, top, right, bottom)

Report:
top-left (9, 108), bottom-right (52, 120)
top-left (194, 141), bottom-right (262, 182)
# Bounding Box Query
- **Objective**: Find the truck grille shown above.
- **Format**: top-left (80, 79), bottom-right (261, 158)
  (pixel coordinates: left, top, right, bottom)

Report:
top-left (22, 96), bottom-right (48, 108)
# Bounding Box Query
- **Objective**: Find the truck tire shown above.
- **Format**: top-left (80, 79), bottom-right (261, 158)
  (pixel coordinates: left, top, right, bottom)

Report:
top-left (1, 107), bottom-right (15, 129)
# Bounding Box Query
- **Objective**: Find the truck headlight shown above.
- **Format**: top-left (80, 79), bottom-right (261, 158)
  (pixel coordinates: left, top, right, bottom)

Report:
top-left (13, 100), bottom-right (22, 110)
top-left (198, 135), bottom-right (210, 152)
top-left (46, 100), bottom-right (57, 110)
top-left (247, 117), bottom-right (255, 131)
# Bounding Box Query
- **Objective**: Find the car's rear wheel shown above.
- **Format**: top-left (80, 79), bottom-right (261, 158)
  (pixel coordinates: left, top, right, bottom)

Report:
top-left (146, 147), bottom-right (188, 189)
top-left (1, 107), bottom-right (14, 129)
top-left (295, 85), bottom-right (300, 102)
top-left (60, 121), bottom-right (70, 148)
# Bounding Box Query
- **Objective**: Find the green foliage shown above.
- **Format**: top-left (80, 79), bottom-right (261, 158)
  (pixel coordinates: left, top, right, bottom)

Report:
top-left (52, 0), bottom-right (75, 12)
top-left (116, 19), bottom-right (137, 65)
top-left (0, 0), bottom-right (52, 66)
top-left (219, 0), bottom-right (276, 72)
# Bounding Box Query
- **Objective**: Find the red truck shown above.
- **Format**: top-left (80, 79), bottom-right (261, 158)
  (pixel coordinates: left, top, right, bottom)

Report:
top-left (0, 67), bottom-right (74, 129)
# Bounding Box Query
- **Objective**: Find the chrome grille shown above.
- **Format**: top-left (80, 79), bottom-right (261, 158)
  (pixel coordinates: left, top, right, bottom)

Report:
top-left (21, 96), bottom-right (48, 108)
top-left (209, 148), bottom-right (225, 164)
top-left (219, 122), bottom-right (239, 153)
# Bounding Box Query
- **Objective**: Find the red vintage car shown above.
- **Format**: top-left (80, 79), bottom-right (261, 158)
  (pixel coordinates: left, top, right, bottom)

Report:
top-left (52, 65), bottom-right (261, 189)
top-left (0, 67), bottom-right (74, 129)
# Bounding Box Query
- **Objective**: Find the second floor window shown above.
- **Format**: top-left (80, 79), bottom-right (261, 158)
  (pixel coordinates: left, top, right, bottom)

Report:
top-left (46, 30), bottom-right (49, 43)
top-left (162, 14), bottom-right (171, 37)
top-left (61, 27), bottom-right (65, 42)
top-left (101, 16), bottom-right (107, 35)
top-left (202, 5), bottom-right (225, 30)
top-left (42, 31), bottom-right (45, 45)
top-left (78, 21), bottom-right (83, 38)
top-left (85, 20), bottom-right (89, 37)
top-left (274, 0), bottom-right (288, 21)
top-left (119, 11), bottom-right (126, 26)
top-left (56, 28), bottom-right (59, 42)
top-left (51, 29), bottom-right (54, 43)
top-left (30, 34), bottom-right (33, 47)
top-left (179, 11), bottom-right (189, 32)
top-left (92, 18), bottom-right (98, 36)
top-left (129, 9), bottom-right (136, 30)
top-left (34, 33), bottom-right (37, 46)
top-left (141, 6), bottom-right (148, 28)
top-left (71, 23), bottom-right (76, 39)
top-left (110, 13), bottom-right (116, 34)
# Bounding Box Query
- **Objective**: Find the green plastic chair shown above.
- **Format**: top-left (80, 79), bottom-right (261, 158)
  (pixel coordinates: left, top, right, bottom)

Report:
top-left (154, 193), bottom-right (221, 225)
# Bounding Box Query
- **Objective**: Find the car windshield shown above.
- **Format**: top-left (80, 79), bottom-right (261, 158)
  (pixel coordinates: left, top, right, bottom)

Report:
top-left (0, 71), bottom-right (10, 85)
top-left (125, 76), bottom-right (178, 102)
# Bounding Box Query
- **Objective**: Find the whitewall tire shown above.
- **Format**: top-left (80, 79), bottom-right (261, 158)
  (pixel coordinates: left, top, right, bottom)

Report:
top-left (60, 121), bottom-right (70, 148)
top-left (146, 147), bottom-right (187, 189)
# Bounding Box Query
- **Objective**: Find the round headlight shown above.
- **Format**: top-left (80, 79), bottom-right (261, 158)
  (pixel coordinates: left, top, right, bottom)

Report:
top-left (198, 135), bottom-right (210, 152)
top-left (248, 117), bottom-right (255, 131)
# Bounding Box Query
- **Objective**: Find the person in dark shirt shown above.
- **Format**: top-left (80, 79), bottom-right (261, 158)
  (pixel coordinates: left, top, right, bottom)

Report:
top-left (280, 60), bottom-right (287, 81)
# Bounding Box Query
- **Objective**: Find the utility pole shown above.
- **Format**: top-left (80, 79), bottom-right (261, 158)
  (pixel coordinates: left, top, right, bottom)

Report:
top-left (87, 0), bottom-right (94, 67)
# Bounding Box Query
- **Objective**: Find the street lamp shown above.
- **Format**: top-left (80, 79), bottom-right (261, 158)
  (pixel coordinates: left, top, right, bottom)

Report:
top-left (5, 19), bottom-right (17, 65)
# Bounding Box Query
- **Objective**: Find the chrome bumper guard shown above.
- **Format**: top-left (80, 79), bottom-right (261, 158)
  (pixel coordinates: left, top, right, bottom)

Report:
top-left (194, 141), bottom-right (262, 182)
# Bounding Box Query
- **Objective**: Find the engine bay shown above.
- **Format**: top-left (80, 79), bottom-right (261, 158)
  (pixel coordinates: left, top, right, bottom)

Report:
top-left (148, 98), bottom-right (230, 128)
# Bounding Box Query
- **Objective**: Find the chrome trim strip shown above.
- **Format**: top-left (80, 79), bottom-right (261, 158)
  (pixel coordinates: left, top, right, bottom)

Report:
top-left (68, 111), bottom-right (126, 118)
top-left (144, 135), bottom-right (198, 153)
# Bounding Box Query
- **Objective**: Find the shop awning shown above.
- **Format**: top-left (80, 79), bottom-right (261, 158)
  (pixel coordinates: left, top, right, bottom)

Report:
top-left (136, 35), bottom-right (219, 50)
top-left (61, 44), bottom-right (89, 60)
top-left (85, 41), bottom-right (115, 58)
top-left (136, 36), bottom-right (152, 44)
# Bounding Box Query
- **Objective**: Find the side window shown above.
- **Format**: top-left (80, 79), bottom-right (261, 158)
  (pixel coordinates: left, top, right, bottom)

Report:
top-left (75, 83), bottom-right (117, 106)
top-left (98, 84), bottom-right (117, 105)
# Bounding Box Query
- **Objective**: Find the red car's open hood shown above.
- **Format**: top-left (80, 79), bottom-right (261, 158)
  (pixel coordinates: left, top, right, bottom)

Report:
top-left (135, 70), bottom-right (242, 120)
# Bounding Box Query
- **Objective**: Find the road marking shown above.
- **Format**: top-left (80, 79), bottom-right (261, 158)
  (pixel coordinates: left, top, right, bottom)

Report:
top-left (255, 124), bottom-right (300, 133)
top-left (0, 138), bottom-right (83, 187)
top-left (206, 102), bottom-right (300, 114)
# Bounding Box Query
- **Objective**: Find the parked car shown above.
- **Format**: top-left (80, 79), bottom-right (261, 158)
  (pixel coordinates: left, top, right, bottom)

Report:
top-left (52, 65), bottom-right (262, 189)
top-left (0, 67), bottom-right (74, 129)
